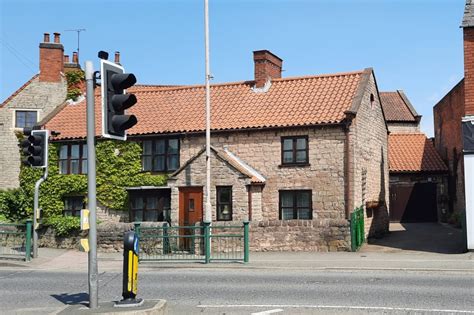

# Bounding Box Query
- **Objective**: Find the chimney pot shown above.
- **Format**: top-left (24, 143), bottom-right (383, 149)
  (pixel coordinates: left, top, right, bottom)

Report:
top-left (114, 51), bottom-right (120, 64)
top-left (72, 52), bottom-right (78, 64)
top-left (53, 32), bottom-right (60, 43)
top-left (253, 50), bottom-right (283, 88)
top-left (43, 33), bottom-right (50, 43)
top-left (64, 55), bottom-right (70, 63)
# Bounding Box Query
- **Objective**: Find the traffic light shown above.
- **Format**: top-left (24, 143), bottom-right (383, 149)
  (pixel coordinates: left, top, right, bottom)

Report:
top-left (21, 129), bottom-right (49, 168)
top-left (101, 59), bottom-right (138, 140)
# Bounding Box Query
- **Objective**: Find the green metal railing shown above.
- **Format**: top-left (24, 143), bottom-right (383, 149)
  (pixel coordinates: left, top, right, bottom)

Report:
top-left (135, 221), bottom-right (249, 263)
top-left (350, 206), bottom-right (365, 252)
top-left (0, 220), bottom-right (32, 261)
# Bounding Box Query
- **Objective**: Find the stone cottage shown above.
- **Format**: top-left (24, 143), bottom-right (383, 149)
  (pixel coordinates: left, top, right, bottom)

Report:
top-left (0, 33), bottom-right (80, 189)
top-left (380, 91), bottom-right (448, 223)
top-left (43, 50), bottom-right (389, 251)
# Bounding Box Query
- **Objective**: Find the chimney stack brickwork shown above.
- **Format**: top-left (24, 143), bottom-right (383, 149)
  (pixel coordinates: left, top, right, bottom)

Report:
top-left (253, 50), bottom-right (283, 88)
top-left (39, 32), bottom-right (64, 82)
top-left (464, 27), bottom-right (474, 116)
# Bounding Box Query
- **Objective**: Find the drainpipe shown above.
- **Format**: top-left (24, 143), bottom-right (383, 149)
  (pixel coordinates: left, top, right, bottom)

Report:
top-left (343, 114), bottom-right (355, 219)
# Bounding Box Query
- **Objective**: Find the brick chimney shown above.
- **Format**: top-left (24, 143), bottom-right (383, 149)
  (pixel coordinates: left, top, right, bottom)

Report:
top-left (39, 32), bottom-right (64, 82)
top-left (253, 50), bottom-right (283, 88)
top-left (114, 51), bottom-right (121, 64)
top-left (463, 0), bottom-right (474, 115)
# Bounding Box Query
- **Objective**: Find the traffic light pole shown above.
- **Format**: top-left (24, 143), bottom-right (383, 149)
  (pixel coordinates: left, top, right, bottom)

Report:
top-left (85, 60), bottom-right (98, 309)
top-left (32, 166), bottom-right (48, 258)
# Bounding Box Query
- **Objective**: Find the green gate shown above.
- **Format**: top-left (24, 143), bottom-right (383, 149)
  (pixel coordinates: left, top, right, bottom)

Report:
top-left (350, 207), bottom-right (365, 252)
top-left (135, 221), bottom-right (249, 263)
top-left (0, 220), bottom-right (32, 261)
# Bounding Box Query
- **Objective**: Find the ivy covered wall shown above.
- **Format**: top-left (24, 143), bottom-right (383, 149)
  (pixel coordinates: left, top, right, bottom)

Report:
top-left (9, 138), bottom-right (166, 221)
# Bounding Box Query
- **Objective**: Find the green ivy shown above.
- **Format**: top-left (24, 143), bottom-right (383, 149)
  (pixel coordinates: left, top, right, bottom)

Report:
top-left (43, 215), bottom-right (81, 236)
top-left (65, 70), bottom-right (84, 101)
top-left (0, 138), bottom-right (167, 233)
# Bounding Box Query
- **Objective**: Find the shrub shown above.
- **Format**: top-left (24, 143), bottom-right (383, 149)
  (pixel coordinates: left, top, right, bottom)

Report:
top-left (43, 215), bottom-right (81, 236)
top-left (0, 188), bottom-right (32, 222)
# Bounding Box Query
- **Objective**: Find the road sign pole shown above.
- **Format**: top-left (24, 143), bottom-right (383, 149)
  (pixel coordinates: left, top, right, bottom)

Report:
top-left (85, 60), bottom-right (98, 309)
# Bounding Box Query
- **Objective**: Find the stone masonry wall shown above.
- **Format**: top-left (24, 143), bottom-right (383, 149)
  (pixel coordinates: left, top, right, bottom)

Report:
top-left (387, 122), bottom-right (420, 134)
top-left (0, 76), bottom-right (67, 189)
top-left (351, 73), bottom-right (390, 238)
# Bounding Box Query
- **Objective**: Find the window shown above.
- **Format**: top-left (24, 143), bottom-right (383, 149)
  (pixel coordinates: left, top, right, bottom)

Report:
top-left (281, 136), bottom-right (308, 165)
top-left (15, 111), bottom-right (37, 128)
top-left (59, 144), bottom-right (87, 174)
top-left (216, 186), bottom-right (232, 221)
top-left (142, 138), bottom-right (179, 172)
top-left (279, 190), bottom-right (312, 220)
top-left (130, 191), bottom-right (171, 222)
top-left (63, 196), bottom-right (85, 217)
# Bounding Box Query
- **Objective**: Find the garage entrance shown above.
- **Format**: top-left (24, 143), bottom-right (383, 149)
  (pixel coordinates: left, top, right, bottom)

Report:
top-left (389, 183), bottom-right (437, 222)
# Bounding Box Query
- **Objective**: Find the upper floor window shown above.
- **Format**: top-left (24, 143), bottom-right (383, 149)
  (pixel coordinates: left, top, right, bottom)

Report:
top-left (63, 196), bottom-right (85, 217)
top-left (142, 139), bottom-right (179, 172)
top-left (216, 186), bottom-right (232, 221)
top-left (59, 143), bottom-right (87, 174)
top-left (15, 110), bottom-right (37, 128)
top-left (281, 136), bottom-right (308, 165)
top-left (279, 190), bottom-right (312, 220)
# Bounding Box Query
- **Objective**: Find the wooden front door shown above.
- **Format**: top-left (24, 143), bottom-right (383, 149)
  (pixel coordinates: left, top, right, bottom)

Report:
top-left (179, 187), bottom-right (203, 251)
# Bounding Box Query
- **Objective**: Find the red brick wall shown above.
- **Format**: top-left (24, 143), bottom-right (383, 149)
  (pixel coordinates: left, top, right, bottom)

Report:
top-left (39, 43), bottom-right (64, 82)
top-left (253, 50), bottom-right (282, 88)
top-left (465, 27), bottom-right (474, 115)
top-left (433, 81), bottom-right (465, 214)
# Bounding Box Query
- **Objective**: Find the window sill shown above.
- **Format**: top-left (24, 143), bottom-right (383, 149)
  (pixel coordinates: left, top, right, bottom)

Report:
top-left (278, 163), bottom-right (311, 168)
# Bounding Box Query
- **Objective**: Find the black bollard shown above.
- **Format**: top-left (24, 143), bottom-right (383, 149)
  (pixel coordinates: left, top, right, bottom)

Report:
top-left (115, 230), bottom-right (143, 307)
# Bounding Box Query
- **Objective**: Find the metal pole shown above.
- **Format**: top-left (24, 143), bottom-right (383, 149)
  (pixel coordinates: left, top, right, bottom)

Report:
top-left (85, 61), bottom-right (98, 309)
top-left (33, 166), bottom-right (48, 258)
top-left (204, 0), bottom-right (212, 224)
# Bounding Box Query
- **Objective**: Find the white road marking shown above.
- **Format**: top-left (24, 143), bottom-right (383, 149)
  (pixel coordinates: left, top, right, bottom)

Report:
top-left (197, 304), bottom-right (474, 314)
top-left (251, 309), bottom-right (283, 315)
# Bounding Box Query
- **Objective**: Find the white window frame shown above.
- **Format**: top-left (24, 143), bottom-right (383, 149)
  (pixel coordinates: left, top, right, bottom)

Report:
top-left (12, 109), bottom-right (40, 130)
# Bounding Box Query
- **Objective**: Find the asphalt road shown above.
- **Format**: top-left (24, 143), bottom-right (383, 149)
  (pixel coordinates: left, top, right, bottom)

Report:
top-left (0, 268), bottom-right (472, 314)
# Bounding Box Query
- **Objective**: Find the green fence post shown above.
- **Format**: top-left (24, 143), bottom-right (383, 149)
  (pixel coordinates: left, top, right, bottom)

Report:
top-left (204, 222), bottom-right (210, 264)
top-left (25, 219), bottom-right (32, 262)
top-left (163, 222), bottom-right (170, 255)
top-left (350, 212), bottom-right (356, 252)
top-left (243, 221), bottom-right (249, 263)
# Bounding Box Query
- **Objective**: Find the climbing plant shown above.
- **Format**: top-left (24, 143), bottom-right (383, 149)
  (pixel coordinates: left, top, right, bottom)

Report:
top-left (65, 70), bottom-right (85, 101)
top-left (0, 137), bottom-right (167, 228)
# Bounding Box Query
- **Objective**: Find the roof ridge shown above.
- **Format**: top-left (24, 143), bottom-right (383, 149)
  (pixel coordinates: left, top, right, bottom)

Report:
top-left (129, 69), bottom-right (365, 94)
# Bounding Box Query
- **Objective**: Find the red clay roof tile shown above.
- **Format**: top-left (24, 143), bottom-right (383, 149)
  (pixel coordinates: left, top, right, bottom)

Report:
top-left (380, 91), bottom-right (417, 122)
top-left (389, 133), bottom-right (448, 173)
top-left (45, 71), bottom-right (364, 140)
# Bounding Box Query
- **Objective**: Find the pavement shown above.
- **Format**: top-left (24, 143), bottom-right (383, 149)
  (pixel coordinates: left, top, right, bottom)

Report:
top-left (1, 223), bottom-right (472, 273)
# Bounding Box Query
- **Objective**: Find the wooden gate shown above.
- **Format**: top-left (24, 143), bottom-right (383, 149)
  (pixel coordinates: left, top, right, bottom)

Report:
top-left (389, 183), bottom-right (437, 222)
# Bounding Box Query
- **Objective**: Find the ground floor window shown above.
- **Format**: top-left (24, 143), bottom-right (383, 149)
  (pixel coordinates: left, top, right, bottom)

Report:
top-left (63, 196), bottom-right (85, 217)
top-left (129, 190), bottom-right (171, 222)
top-left (216, 186), bottom-right (232, 221)
top-left (279, 190), bottom-right (312, 220)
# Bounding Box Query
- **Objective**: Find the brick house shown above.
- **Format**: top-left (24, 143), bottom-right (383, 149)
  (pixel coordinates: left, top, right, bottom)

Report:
top-left (433, 0), bottom-right (474, 220)
top-left (0, 33), bottom-right (80, 189)
top-left (380, 91), bottom-right (448, 223)
top-left (43, 50), bottom-right (389, 251)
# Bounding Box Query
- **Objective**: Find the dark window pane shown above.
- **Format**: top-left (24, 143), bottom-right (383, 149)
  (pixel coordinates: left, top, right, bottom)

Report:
top-left (296, 151), bottom-right (307, 163)
top-left (143, 156), bottom-right (152, 171)
top-left (145, 210), bottom-right (158, 221)
top-left (71, 145), bottom-right (80, 159)
top-left (146, 197), bottom-right (157, 209)
top-left (297, 192), bottom-right (310, 207)
top-left (281, 192), bottom-right (293, 207)
top-left (82, 160), bottom-right (88, 174)
top-left (131, 197), bottom-right (143, 209)
top-left (298, 208), bottom-right (311, 220)
top-left (283, 139), bottom-right (293, 151)
top-left (133, 210), bottom-right (143, 222)
top-left (155, 140), bottom-right (165, 154)
top-left (282, 207), bottom-right (294, 220)
top-left (59, 160), bottom-right (68, 174)
top-left (168, 139), bottom-right (179, 154)
top-left (64, 210), bottom-right (72, 216)
top-left (188, 198), bottom-right (195, 212)
top-left (59, 145), bottom-right (68, 159)
top-left (70, 160), bottom-right (80, 174)
top-left (143, 141), bottom-right (152, 155)
top-left (167, 155), bottom-right (179, 171)
top-left (296, 138), bottom-right (307, 150)
top-left (82, 145), bottom-right (88, 158)
top-left (25, 112), bottom-right (37, 127)
top-left (154, 156), bottom-right (165, 171)
top-left (15, 112), bottom-right (25, 128)
top-left (283, 152), bottom-right (293, 163)
top-left (218, 188), bottom-right (231, 203)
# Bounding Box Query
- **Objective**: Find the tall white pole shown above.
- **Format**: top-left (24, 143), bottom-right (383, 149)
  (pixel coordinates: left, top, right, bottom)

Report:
top-left (204, 0), bottom-right (212, 223)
